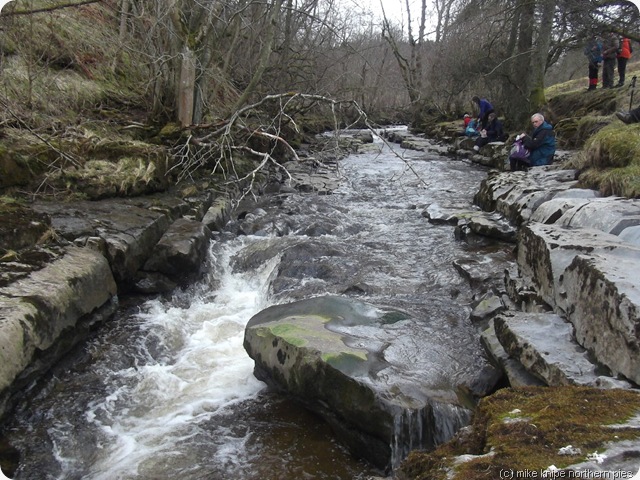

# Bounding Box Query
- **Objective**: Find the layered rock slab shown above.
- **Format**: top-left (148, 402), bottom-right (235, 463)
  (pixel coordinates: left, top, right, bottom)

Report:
top-left (516, 223), bottom-right (640, 384)
top-left (244, 295), bottom-right (501, 471)
top-left (492, 312), bottom-right (604, 386)
top-left (0, 247), bottom-right (117, 413)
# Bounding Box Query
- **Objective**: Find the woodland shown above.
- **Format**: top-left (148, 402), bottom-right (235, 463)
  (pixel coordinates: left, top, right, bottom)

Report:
top-left (0, 0), bottom-right (639, 199)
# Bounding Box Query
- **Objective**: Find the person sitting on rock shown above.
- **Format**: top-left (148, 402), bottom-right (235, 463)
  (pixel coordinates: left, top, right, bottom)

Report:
top-left (459, 113), bottom-right (472, 136)
top-left (616, 106), bottom-right (640, 124)
top-left (464, 118), bottom-right (480, 137)
top-left (473, 112), bottom-right (504, 151)
top-left (509, 113), bottom-right (556, 170)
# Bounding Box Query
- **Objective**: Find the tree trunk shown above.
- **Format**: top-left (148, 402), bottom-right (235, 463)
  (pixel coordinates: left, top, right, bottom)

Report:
top-left (178, 46), bottom-right (196, 126)
top-left (229, 0), bottom-right (282, 114)
top-left (511, 0), bottom-right (535, 128)
top-left (529, 0), bottom-right (555, 114)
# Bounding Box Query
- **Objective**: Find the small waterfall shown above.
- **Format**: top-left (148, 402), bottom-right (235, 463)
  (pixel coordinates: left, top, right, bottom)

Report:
top-left (69, 240), bottom-right (279, 480)
top-left (391, 407), bottom-right (426, 470)
top-left (390, 400), bottom-right (472, 470)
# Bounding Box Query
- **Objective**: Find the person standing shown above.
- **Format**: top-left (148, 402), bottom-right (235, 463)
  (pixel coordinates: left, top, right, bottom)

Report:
top-left (617, 37), bottom-right (633, 87)
top-left (472, 96), bottom-right (494, 129)
top-left (602, 31), bottom-right (619, 88)
top-left (584, 34), bottom-right (603, 91)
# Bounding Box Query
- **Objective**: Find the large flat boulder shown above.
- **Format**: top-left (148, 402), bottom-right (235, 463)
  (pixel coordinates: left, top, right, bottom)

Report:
top-left (32, 199), bottom-right (174, 288)
top-left (515, 223), bottom-right (640, 383)
top-left (0, 247), bottom-right (117, 415)
top-left (516, 223), bottom-right (638, 309)
top-left (142, 217), bottom-right (212, 286)
top-left (244, 295), bottom-right (501, 472)
top-left (474, 169), bottom-right (579, 225)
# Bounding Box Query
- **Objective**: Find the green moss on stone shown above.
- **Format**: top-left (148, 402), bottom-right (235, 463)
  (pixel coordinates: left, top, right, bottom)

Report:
top-left (269, 323), bottom-right (309, 347)
top-left (398, 386), bottom-right (640, 480)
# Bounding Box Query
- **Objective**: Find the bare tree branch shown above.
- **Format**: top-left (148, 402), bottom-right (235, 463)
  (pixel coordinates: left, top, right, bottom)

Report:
top-left (0, 0), bottom-right (103, 17)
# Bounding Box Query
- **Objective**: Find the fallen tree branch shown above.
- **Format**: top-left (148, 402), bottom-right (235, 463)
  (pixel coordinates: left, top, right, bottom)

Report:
top-left (168, 92), bottom-right (430, 193)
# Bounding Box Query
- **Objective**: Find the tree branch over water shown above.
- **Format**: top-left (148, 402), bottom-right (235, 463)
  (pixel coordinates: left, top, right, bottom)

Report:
top-left (169, 92), bottom-right (430, 194)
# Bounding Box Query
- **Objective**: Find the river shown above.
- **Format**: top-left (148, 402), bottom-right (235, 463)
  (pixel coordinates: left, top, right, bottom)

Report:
top-left (1, 129), bottom-right (513, 479)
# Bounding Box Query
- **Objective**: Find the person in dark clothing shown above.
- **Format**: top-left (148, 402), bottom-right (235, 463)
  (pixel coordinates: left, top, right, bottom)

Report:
top-left (584, 34), bottom-right (603, 90)
top-left (473, 112), bottom-right (505, 151)
top-left (472, 96), bottom-right (494, 129)
top-left (616, 106), bottom-right (640, 124)
top-left (602, 31), bottom-right (619, 88)
top-left (509, 113), bottom-right (556, 171)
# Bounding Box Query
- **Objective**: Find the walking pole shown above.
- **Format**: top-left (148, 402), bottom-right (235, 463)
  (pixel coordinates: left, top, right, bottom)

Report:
top-left (630, 75), bottom-right (637, 110)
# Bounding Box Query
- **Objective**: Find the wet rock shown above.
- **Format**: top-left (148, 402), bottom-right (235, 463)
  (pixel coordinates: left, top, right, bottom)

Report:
top-left (202, 197), bottom-right (233, 232)
top-left (493, 311), bottom-right (605, 386)
top-left (244, 295), bottom-right (501, 471)
top-left (0, 247), bottom-right (117, 414)
top-left (354, 131), bottom-right (374, 143)
top-left (480, 320), bottom-right (545, 387)
top-left (133, 271), bottom-right (177, 294)
top-left (142, 218), bottom-right (212, 286)
top-left (470, 295), bottom-right (505, 322)
top-left (466, 213), bottom-right (517, 242)
top-left (422, 203), bottom-right (475, 225)
top-left (452, 251), bottom-right (511, 294)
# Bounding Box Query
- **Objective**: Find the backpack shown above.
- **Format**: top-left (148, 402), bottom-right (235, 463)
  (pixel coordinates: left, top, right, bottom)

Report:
top-left (509, 139), bottom-right (530, 160)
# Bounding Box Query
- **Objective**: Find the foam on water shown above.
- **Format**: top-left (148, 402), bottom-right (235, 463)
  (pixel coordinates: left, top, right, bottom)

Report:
top-left (78, 240), bottom-right (278, 479)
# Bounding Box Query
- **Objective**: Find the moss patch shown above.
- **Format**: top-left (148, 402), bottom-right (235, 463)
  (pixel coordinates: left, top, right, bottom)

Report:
top-left (398, 386), bottom-right (640, 480)
top-left (269, 323), bottom-right (311, 347)
top-left (572, 123), bottom-right (640, 198)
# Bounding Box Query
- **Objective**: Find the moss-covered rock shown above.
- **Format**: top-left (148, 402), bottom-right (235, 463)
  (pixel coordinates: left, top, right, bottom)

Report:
top-left (576, 123), bottom-right (640, 197)
top-left (244, 295), bottom-right (501, 472)
top-left (397, 386), bottom-right (640, 480)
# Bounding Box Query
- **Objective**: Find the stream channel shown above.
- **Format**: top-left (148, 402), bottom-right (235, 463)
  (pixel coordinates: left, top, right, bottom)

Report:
top-left (2, 129), bottom-right (514, 479)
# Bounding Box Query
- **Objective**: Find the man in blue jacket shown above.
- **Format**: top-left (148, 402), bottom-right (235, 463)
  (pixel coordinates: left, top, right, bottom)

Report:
top-left (510, 113), bottom-right (556, 170)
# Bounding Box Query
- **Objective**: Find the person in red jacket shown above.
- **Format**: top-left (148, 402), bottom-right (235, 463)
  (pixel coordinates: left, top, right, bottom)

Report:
top-left (617, 37), bottom-right (633, 87)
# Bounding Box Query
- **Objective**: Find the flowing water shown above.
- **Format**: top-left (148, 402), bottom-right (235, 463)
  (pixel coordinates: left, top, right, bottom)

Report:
top-left (1, 129), bottom-right (513, 479)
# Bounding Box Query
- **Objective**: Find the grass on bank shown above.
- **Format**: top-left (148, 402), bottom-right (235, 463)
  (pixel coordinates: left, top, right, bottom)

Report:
top-left (569, 123), bottom-right (640, 197)
top-left (397, 386), bottom-right (640, 480)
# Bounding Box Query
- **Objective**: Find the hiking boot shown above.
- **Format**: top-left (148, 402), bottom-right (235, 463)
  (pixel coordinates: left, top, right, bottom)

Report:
top-left (616, 112), bottom-right (633, 124)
